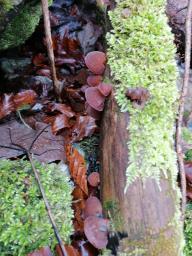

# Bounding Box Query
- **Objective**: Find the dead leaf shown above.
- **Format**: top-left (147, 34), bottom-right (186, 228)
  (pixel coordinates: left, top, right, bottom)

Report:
top-left (52, 114), bottom-right (71, 135)
top-left (0, 93), bottom-right (14, 119)
top-left (33, 53), bottom-right (47, 67)
top-left (66, 144), bottom-right (88, 195)
top-left (125, 87), bottom-right (150, 108)
top-left (0, 121), bottom-right (65, 163)
top-left (51, 103), bottom-right (75, 117)
top-left (84, 216), bottom-right (109, 249)
top-left (28, 246), bottom-right (53, 256)
top-left (13, 90), bottom-right (37, 109)
top-left (72, 115), bottom-right (97, 142)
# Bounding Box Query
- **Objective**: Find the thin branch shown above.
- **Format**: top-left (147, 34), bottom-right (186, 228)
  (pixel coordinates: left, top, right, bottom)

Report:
top-left (17, 111), bottom-right (32, 130)
top-left (41, 0), bottom-right (61, 97)
top-left (27, 153), bottom-right (68, 256)
top-left (176, 0), bottom-right (192, 218)
top-left (28, 124), bottom-right (50, 152)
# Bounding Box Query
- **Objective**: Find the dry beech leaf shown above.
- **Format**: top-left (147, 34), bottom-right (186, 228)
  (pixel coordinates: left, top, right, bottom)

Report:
top-left (0, 94), bottom-right (14, 119)
top-left (85, 51), bottom-right (106, 75)
top-left (0, 121), bottom-right (65, 163)
top-left (52, 114), bottom-right (71, 135)
top-left (83, 196), bottom-right (102, 219)
top-left (13, 90), bottom-right (37, 109)
top-left (84, 216), bottom-right (109, 249)
top-left (72, 115), bottom-right (97, 142)
top-left (88, 172), bottom-right (100, 187)
top-left (28, 246), bottom-right (53, 256)
top-left (0, 90), bottom-right (37, 120)
top-left (51, 103), bottom-right (75, 117)
top-left (33, 53), bottom-right (47, 67)
top-left (55, 244), bottom-right (80, 256)
top-left (85, 87), bottom-right (105, 111)
top-left (66, 144), bottom-right (88, 195)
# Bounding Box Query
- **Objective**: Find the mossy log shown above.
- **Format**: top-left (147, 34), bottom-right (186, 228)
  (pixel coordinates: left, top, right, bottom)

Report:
top-left (100, 94), bottom-right (184, 256)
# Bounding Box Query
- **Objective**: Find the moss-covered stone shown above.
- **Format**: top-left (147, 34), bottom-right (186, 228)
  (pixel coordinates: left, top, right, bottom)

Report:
top-left (0, 0), bottom-right (52, 50)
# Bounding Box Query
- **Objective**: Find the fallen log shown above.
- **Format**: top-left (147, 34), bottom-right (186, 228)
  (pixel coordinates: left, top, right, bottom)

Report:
top-left (101, 94), bottom-right (183, 255)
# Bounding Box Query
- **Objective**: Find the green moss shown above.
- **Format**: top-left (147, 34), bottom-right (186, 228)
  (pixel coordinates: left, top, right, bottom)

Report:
top-left (184, 204), bottom-right (192, 255)
top-left (107, 0), bottom-right (179, 190)
top-left (0, 0), bottom-right (13, 11)
top-left (0, 0), bottom-right (52, 50)
top-left (0, 159), bottom-right (73, 256)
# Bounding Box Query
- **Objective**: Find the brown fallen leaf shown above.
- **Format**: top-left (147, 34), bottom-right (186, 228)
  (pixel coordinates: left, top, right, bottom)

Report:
top-left (52, 114), bottom-right (71, 135)
top-left (66, 144), bottom-right (88, 195)
top-left (28, 246), bottom-right (53, 256)
top-left (0, 121), bottom-right (65, 163)
top-left (72, 115), bottom-right (97, 142)
top-left (51, 103), bottom-right (75, 117)
top-left (125, 87), bottom-right (150, 108)
top-left (0, 90), bottom-right (37, 120)
top-left (0, 93), bottom-right (14, 119)
top-left (13, 90), bottom-right (37, 109)
top-left (33, 53), bottom-right (47, 67)
top-left (84, 216), bottom-right (109, 249)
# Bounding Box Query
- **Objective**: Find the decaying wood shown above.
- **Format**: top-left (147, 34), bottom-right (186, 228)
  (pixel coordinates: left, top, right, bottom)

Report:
top-left (100, 94), bottom-right (183, 255)
top-left (176, 0), bottom-right (192, 217)
top-left (41, 0), bottom-right (61, 97)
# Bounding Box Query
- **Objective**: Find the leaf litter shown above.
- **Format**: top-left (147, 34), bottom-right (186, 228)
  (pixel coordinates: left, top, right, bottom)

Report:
top-left (0, 0), bottom-right (113, 255)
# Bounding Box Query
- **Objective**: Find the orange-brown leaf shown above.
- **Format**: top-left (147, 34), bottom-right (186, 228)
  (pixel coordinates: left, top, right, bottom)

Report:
top-left (14, 90), bottom-right (37, 109)
top-left (0, 94), bottom-right (14, 119)
top-left (66, 145), bottom-right (88, 195)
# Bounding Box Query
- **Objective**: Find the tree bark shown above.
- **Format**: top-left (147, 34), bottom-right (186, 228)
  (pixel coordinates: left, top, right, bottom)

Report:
top-left (100, 94), bottom-right (183, 256)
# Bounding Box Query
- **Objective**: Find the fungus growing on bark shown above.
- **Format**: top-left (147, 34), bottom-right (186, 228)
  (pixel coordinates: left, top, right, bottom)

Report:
top-left (84, 216), bottom-right (109, 249)
top-left (83, 196), bottom-right (103, 219)
top-left (84, 51), bottom-right (106, 75)
top-left (88, 172), bottom-right (100, 187)
top-left (85, 87), bottom-right (105, 111)
top-left (98, 82), bottom-right (112, 97)
top-left (125, 87), bottom-right (150, 108)
top-left (87, 75), bottom-right (103, 86)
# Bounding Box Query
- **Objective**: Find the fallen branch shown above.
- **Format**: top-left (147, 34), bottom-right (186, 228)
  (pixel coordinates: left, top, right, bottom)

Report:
top-left (41, 0), bottom-right (61, 97)
top-left (176, 0), bottom-right (192, 218)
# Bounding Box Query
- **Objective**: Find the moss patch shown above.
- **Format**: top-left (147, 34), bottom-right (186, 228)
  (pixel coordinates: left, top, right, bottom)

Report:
top-left (0, 0), bottom-right (52, 50)
top-left (107, 0), bottom-right (179, 190)
top-left (0, 159), bottom-right (73, 255)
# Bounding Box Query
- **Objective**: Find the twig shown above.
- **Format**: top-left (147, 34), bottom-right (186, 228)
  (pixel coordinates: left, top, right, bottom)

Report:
top-left (17, 111), bottom-right (32, 130)
top-left (41, 0), bottom-right (61, 97)
top-left (27, 153), bottom-right (68, 256)
top-left (176, 0), bottom-right (192, 218)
